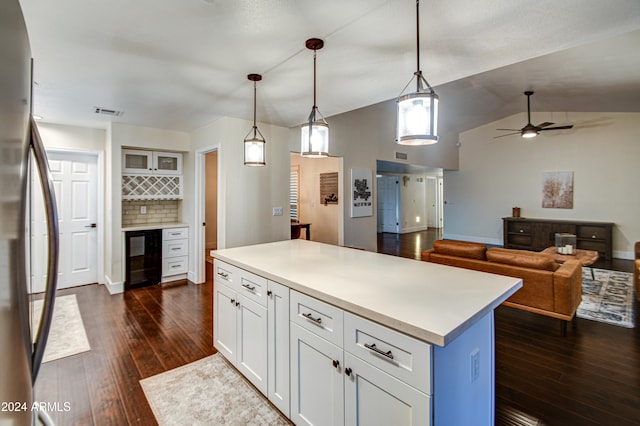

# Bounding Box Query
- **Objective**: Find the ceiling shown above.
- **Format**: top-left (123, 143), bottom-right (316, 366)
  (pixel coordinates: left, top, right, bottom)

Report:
top-left (19, 0), bottom-right (640, 136)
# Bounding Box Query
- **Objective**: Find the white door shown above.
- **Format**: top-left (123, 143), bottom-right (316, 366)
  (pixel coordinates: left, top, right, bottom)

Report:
top-left (290, 324), bottom-right (344, 426)
top-left (344, 352), bottom-right (431, 426)
top-left (267, 280), bottom-right (290, 417)
top-left (31, 151), bottom-right (98, 292)
top-left (377, 175), bottom-right (399, 233)
top-left (213, 282), bottom-right (238, 361)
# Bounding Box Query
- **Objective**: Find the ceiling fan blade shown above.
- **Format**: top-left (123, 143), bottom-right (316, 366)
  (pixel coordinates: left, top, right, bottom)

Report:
top-left (536, 122), bottom-right (555, 128)
top-left (539, 125), bottom-right (574, 131)
top-left (496, 128), bottom-right (521, 131)
top-left (493, 132), bottom-right (521, 139)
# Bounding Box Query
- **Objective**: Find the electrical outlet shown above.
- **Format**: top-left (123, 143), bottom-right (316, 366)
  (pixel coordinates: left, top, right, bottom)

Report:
top-left (470, 349), bottom-right (480, 383)
top-left (273, 207), bottom-right (283, 216)
top-left (140, 206), bottom-right (147, 214)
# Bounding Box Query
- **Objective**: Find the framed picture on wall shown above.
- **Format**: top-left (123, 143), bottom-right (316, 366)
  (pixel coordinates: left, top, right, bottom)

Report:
top-left (351, 169), bottom-right (373, 217)
top-left (542, 171), bottom-right (574, 209)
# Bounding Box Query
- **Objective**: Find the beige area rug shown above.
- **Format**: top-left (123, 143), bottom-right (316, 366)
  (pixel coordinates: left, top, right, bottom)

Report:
top-left (31, 294), bottom-right (91, 362)
top-left (141, 354), bottom-right (290, 425)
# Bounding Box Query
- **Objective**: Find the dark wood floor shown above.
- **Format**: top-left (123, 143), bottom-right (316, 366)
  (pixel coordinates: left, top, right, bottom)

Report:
top-left (36, 231), bottom-right (639, 425)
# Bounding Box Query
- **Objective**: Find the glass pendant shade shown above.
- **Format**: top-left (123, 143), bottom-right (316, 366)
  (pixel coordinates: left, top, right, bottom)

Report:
top-left (396, 0), bottom-right (439, 146)
top-left (301, 107), bottom-right (329, 157)
top-left (244, 128), bottom-right (266, 166)
top-left (244, 73), bottom-right (266, 166)
top-left (301, 38), bottom-right (328, 158)
top-left (397, 90), bottom-right (439, 145)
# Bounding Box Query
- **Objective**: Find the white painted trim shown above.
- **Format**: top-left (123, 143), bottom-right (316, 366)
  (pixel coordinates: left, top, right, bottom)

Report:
top-left (104, 274), bottom-right (123, 294)
top-left (194, 144), bottom-right (220, 284)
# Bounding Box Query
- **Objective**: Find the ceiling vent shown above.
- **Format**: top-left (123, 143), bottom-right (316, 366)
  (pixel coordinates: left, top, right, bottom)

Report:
top-left (395, 151), bottom-right (408, 160)
top-left (94, 107), bottom-right (124, 117)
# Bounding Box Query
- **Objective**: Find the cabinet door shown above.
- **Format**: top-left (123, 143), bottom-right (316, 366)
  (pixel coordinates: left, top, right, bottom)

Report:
top-left (236, 295), bottom-right (268, 395)
top-left (344, 353), bottom-right (431, 426)
top-left (153, 152), bottom-right (182, 175)
top-left (122, 149), bottom-right (153, 174)
top-left (213, 282), bottom-right (237, 362)
top-left (268, 281), bottom-right (290, 417)
top-left (290, 324), bottom-right (344, 426)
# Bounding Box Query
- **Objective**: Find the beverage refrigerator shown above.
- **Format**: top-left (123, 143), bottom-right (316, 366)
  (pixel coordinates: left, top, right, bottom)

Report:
top-left (1, 0), bottom-right (59, 424)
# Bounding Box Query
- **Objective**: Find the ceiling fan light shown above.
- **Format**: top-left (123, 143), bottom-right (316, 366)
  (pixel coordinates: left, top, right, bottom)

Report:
top-left (522, 129), bottom-right (538, 138)
top-left (397, 91), bottom-right (439, 145)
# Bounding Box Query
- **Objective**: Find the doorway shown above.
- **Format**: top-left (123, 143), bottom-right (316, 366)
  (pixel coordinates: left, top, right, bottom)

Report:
top-left (376, 175), bottom-right (400, 233)
top-left (31, 151), bottom-right (100, 292)
top-left (204, 151), bottom-right (218, 270)
top-left (194, 144), bottom-right (220, 284)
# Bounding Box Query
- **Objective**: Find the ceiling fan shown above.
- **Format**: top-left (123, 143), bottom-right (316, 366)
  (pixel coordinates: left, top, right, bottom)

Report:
top-left (495, 91), bottom-right (574, 139)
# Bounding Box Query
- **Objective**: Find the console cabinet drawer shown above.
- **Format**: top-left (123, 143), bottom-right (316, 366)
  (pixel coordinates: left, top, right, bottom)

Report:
top-left (163, 238), bottom-right (187, 258)
top-left (162, 256), bottom-right (188, 276)
top-left (577, 225), bottom-right (608, 240)
top-left (163, 227), bottom-right (188, 240)
top-left (344, 312), bottom-right (432, 395)
top-left (290, 290), bottom-right (343, 347)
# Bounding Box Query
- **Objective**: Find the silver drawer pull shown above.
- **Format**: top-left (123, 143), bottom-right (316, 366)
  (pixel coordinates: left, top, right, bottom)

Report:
top-left (171, 247), bottom-right (181, 251)
top-left (242, 283), bottom-right (256, 291)
top-left (302, 312), bottom-right (322, 324)
top-left (171, 264), bottom-right (181, 269)
top-left (364, 343), bottom-right (394, 360)
top-left (217, 272), bottom-right (229, 278)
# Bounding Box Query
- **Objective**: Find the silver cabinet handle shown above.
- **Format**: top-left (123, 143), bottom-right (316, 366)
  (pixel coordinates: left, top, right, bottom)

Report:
top-left (302, 312), bottom-right (322, 324)
top-left (30, 115), bottom-right (59, 384)
top-left (218, 272), bottom-right (229, 278)
top-left (242, 283), bottom-right (256, 291)
top-left (364, 343), bottom-right (394, 360)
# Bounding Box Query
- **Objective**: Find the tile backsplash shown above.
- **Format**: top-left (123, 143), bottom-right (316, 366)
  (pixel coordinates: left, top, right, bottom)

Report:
top-left (122, 200), bottom-right (180, 226)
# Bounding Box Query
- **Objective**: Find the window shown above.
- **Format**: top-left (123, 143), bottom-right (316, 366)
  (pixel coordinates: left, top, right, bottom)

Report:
top-left (290, 166), bottom-right (299, 221)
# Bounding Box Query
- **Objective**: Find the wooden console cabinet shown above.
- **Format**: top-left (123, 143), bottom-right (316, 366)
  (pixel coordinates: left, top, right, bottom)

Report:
top-left (503, 217), bottom-right (614, 260)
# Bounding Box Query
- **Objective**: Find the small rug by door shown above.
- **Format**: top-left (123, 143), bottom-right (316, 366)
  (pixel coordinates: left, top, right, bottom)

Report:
top-left (578, 268), bottom-right (635, 328)
top-left (140, 354), bottom-right (289, 425)
top-left (31, 294), bottom-right (91, 362)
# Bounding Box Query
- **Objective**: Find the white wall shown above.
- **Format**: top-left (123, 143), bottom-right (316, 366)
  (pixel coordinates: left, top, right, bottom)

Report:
top-left (444, 111), bottom-right (640, 259)
top-left (187, 116), bottom-right (290, 255)
top-left (288, 99), bottom-right (457, 251)
top-left (290, 154), bottom-right (341, 245)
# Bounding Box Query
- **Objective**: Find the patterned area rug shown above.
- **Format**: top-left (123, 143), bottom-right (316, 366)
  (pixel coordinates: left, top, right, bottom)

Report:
top-left (141, 354), bottom-right (290, 425)
top-left (31, 294), bottom-right (91, 362)
top-left (578, 268), bottom-right (635, 328)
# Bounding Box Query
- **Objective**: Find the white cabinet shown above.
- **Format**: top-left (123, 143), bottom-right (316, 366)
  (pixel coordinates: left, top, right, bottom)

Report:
top-left (161, 227), bottom-right (188, 281)
top-left (267, 280), bottom-right (290, 417)
top-left (214, 279), bottom-right (268, 394)
top-left (290, 323), bottom-right (344, 426)
top-left (122, 149), bottom-right (182, 175)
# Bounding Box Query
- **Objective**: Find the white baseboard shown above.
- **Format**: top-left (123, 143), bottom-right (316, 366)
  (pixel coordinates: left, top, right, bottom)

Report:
top-left (613, 250), bottom-right (633, 260)
top-left (104, 275), bottom-right (124, 295)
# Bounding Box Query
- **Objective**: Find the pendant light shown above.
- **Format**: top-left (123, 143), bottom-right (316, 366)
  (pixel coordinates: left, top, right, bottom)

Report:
top-left (244, 73), bottom-right (266, 166)
top-left (300, 38), bottom-right (329, 158)
top-left (396, 0), bottom-right (439, 145)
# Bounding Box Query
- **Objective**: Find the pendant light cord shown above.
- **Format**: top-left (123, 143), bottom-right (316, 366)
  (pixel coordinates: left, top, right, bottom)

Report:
top-left (313, 49), bottom-right (318, 118)
top-left (252, 80), bottom-right (257, 135)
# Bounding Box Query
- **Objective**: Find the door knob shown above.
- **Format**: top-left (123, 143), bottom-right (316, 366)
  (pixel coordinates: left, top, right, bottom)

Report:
top-left (85, 223), bottom-right (97, 228)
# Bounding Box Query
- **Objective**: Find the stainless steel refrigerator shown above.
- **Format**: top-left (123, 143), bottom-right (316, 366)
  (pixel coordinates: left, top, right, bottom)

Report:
top-left (1, 1), bottom-right (59, 424)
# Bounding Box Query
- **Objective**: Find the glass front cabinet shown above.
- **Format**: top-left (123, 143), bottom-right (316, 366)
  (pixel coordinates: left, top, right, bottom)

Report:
top-left (122, 149), bottom-right (182, 175)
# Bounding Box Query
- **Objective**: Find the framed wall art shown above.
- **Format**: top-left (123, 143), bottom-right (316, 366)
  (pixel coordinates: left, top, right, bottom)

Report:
top-left (351, 169), bottom-right (373, 217)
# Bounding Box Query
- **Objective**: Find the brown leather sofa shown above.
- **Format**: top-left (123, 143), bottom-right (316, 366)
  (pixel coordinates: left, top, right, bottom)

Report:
top-left (421, 240), bottom-right (583, 326)
top-left (634, 242), bottom-right (640, 301)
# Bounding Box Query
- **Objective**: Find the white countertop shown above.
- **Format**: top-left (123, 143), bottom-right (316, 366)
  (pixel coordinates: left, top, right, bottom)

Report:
top-left (122, 222), bottom-right (188, 232)
top-left (211, 240), bottom-right (522, 346)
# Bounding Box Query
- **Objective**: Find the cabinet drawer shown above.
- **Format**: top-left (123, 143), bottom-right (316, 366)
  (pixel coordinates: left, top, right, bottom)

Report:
top-left (238, 269), bottom-right (268, 307)
top-left (577, 225), bottom-right (608, 240)
top-left (163, 227), bottom-right (188, 240)
top-left (162, 256), bottom-right (188, 276)
top-left (344, 312), bottom-right (432, 395)
top-left (163, 238), bottom-right (187, 258)
top-left (214, 260), bottom-right (238, 288)
top-left (290, 290), bottom-right (343, 347)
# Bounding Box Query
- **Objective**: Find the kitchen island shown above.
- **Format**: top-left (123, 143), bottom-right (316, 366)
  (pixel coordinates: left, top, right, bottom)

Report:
top-left (211, 239), bottom-right (522, 425)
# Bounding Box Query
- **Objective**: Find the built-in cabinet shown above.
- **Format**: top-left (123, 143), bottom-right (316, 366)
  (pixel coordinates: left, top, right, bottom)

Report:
top-left (161, 227), bottom-right (188, 282)
top-left (213, 259), bottom-right (496, 425)
top-left (122, 149), bottom-right (183, 200)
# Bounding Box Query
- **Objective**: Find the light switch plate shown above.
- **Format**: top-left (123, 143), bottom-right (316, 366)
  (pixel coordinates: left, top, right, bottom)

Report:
top-left (273, 207), bottom-right (283, 216)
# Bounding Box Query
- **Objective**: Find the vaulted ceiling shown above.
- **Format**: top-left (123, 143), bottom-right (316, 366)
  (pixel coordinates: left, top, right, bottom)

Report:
top-left (20, 0), bottom-right (640, 136)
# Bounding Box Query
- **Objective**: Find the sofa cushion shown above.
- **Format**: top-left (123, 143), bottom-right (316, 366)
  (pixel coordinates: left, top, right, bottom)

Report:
top-left (432, 240), bottom-right (487, 260)
top-left (487, 248), bottom-right (559, 271)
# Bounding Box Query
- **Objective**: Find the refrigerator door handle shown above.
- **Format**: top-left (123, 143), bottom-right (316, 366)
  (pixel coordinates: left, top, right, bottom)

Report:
top-left (29, 115), bottom-right (59, 384)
